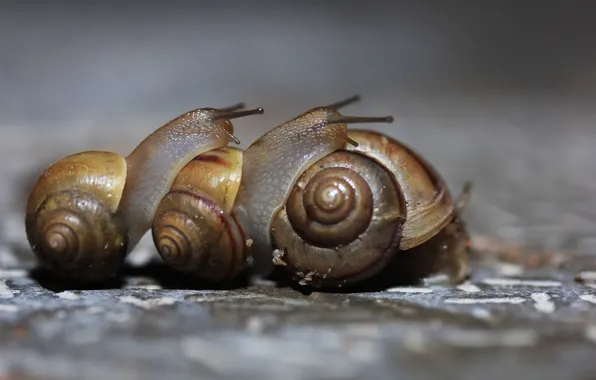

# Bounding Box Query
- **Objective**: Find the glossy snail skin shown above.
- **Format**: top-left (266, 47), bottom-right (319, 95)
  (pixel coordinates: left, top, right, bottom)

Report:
top-left (233, 95), bottom-right (394, 280)
top-left (25, 104), bottom-right (263, 282)
top-left (152, 146), bottom-right (248, 283)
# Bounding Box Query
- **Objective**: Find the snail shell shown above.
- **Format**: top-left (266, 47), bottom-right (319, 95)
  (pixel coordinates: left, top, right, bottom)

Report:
top-left (25, 151), bottom-right (129, 281)
top-left (271, 150), bottom-right (406, 286)
top-left (152, 147), bottom-right (248, 282)
top-left (271, 129), bottom-right (459, 287)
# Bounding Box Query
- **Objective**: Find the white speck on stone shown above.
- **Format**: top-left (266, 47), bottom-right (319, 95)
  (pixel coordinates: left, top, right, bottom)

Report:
top-left (246, 316), bottom-right (266, 334)
top-left (482, 278), bottom-right (562, 287)
top-left (579, 294), bottom-right (596, 304)
top-left (385, 287), bottom-right (433, 293)
top-left (118, 296), bottom-right (178, 309)
top-left (124, 284), bottom-right (162, 290)
top-left (0, 280), bottom-right (17, 299)
top-left (444, 297), bottom-right (526, 305)
top-left (457, 282), bottom-right (481, 293)
top-left (55, 291), bottom-right (79, 300)
top-left (530, 293), bottom-right (556, 313)
top-left (495, 263), bottom-right (524, 276)
top-left (0, 304), bottom-right (18, 312)
top-left (0, 269), bottom-right (28, 278)
top-left (470, 307), bottom-right (493, 319)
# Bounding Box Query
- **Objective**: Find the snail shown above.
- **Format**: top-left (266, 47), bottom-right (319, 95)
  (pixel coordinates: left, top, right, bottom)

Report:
top-left (234, 95), bottom-right (472, 289)
top-left (24, 103), bottom-right (264, 282)
top-left (151, 145), bottom-right (248, 283)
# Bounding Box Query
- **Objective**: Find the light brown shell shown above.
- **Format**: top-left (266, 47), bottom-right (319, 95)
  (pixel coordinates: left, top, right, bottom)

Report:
top-left (152, 147), bottom-right (248, 282)
top-left (344, 129), bottom-right (454, 250)
top-left (24, 151), bottom-right (129, 281)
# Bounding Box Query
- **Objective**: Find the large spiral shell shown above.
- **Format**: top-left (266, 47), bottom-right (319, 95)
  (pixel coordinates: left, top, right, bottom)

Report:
top-left (25, 151), bottom-right (129, 281)
top-left (271, 150), bottom-right (406, 288)
top-left (152, 147), bottom-right (247, 282)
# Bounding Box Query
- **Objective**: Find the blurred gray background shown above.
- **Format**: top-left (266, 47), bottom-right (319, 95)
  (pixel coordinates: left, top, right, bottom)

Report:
top-left (2, 1), bottom-right (596, 257)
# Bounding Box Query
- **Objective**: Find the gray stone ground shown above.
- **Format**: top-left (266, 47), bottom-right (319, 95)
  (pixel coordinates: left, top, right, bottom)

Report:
top-left (3, 2), bottom-right (596, 379)
top-left (1, 234), bottom-right (596, 380)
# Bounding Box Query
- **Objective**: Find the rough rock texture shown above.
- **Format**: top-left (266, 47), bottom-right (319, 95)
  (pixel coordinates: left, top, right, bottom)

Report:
top-left (2, 2), bottom-right (596, 379)
top-left (2, 219), bottom-right (596, 380)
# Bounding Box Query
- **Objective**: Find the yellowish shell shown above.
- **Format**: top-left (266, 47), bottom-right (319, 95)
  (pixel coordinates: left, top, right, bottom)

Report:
top-left (168, 147), bottom-right (242, 211)
top-left (25, 151), bottom-right (129, 281)
top-left (152, 147), bottom-right (248, 282)
top-left (26, 151), bottom-right (127, 217)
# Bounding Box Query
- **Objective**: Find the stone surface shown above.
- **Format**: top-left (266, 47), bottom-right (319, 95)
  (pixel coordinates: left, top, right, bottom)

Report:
top-left (1, 238), bottom-right (596, 379)
top-left (2, 3), bottom-right (596, 379)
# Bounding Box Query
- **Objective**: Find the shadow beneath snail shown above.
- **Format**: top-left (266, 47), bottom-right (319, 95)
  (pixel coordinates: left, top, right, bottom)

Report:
top-left (30, 261), bottom-right (252, 293)
top-left (29, 266), bottom-right (126, 292)
top-left (265, 268), bottom-right (396, 295)
top-left (117, 262), bottom-right (252, 290)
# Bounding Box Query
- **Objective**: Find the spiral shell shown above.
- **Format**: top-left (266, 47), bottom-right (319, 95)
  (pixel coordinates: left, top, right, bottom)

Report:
top-left (25, 151), bottom-right (129, 281)
top-left (271, 150), bottom-right (406, 287)
top-left (344, 129), bottom-right (455, 250)
top-left (152, 147), bottom-right (247, 282)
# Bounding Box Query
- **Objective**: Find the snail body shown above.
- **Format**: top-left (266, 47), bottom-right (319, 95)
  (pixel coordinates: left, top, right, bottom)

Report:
top-left (152, 146), bottom-right (248, 283)
top-left (25, 104), bottom-right (264, 282)
top-left (236, 95), bottom-right (471, 289)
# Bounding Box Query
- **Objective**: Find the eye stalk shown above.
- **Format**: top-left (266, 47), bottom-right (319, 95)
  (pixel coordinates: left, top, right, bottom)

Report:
top-left (211, 107), bottom-right (265, 145)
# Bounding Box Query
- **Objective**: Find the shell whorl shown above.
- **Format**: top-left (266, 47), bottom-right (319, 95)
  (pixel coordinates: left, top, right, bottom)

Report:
top-left (286, 166), bottom-right (374, 248)
top-left (271, 150), bottom-right (406, 287)
top-left (152, 190), bottom-right (246, 281)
